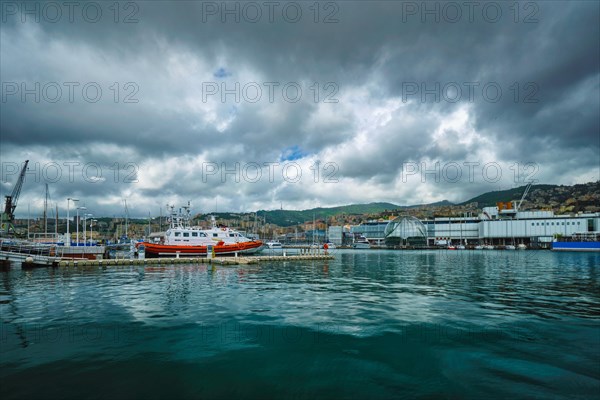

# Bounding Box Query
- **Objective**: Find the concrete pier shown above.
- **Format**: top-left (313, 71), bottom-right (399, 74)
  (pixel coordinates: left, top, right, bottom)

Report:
top-left (0, 248), bottom-right (334, 268)
top-left (57, 254), bottom-right (334, 267)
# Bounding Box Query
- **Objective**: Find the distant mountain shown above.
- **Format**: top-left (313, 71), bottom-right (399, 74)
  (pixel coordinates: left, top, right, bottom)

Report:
top-left (459, 184), bottom-right (558, 207)
top-left (459, 181), bottom-right (599, 212)
top-left (406, 200), bottom-right (454, 208)
top-left (206, 181), bottom-right (599, 227)
top-left (211, 201), bottom-right (460, 226)
top-left (255, 202), bottom-right (400, 226)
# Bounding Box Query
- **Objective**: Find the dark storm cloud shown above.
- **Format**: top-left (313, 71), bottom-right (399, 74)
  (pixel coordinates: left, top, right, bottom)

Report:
top-left (1, 0), bottom-right (598, 216)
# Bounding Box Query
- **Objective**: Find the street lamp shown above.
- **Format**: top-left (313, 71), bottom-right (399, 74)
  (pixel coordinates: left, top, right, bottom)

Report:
top-left (67, 198), bottom-right (79, 246)
top-left (84, 213), bottom-right (92, 245)
top-left (76, 206), bottom-right (86, 246)
top-left (90, 219), bottom-right (98, 245)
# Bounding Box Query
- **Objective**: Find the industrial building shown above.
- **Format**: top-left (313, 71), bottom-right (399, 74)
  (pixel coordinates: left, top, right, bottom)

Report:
top-left (335, 207), bottom-right (600, 249)
top-left (424, 208), bottom-right (599, 248)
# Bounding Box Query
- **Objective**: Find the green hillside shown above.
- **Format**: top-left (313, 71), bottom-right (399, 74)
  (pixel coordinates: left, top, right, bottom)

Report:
top-left (460, 184), bottom-right (558, 207)
top-left (212, 202), bottom-right (399, 227)
top-left (200, 181), bottom-right (597, 226)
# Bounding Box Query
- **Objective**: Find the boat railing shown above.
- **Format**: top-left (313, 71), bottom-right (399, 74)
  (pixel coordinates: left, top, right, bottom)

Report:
top-left (27, 232), bottom-right (62, 243)
top-left (557, 232), bottom-right (600, 242)
top-left (0, 238), bottom-right (59, 257)
top-left (5, 238), bottom-right (110, 257)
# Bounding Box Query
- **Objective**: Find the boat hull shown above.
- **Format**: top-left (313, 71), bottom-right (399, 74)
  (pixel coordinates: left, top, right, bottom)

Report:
top-left (551, 241), bottom-right (600, 252)
top-left (140, 241), bottom-right (264, 257)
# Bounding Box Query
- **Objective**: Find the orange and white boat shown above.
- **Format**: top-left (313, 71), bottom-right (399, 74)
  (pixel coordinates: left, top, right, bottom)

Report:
top-left (138, 205), bottom-right (263, 258)
top-left (142, 240), bottom-right (263, 257)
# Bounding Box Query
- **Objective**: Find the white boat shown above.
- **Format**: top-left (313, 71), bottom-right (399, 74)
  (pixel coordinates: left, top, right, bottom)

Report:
top-left (456, 245), bottom-right (466, 250)
top-left (194, 215), bottom-right (260, 245)
top-left (474, 245), bottom-right (484, 250)
top-left (139, 206), bottom-right (263, 257)
top-left (505, 245), bottom-right (516, 250)
top-left (484, 245), bottom-right (495, 250)
top-left (266, 241), bottom-right (283, 249)
top-left (28, 233), bottom-right (105, 259)
top-left (517, 244), bottom-right (527, 250)
top-left (353, 237), bottom-right (370, 249)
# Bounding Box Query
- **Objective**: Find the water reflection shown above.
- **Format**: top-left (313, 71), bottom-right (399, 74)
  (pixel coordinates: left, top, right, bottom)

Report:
top-left (1, 250), bottom-right (599, 398)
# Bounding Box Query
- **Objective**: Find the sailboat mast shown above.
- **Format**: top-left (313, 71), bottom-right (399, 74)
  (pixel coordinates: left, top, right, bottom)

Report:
top-left (123, 199), bottom-right (129, 237)
top-left (313, 213), bottom-right (316, 244)
top-left (460, 213), bottom-right (463, 245)
top-left (55, 204), bottom-right (58, 237)
top-left (44, 183), bottom-right (48, 236)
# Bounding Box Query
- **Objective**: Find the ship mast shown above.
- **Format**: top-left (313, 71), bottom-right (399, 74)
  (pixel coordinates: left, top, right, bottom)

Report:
top-left (44, 183), bottom-right (49, 236)
top-left (123, 199), bottom-right (129, 237)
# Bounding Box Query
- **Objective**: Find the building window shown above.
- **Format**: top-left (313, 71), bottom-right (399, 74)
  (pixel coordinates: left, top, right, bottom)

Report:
top-left (175, 232), bottom-right (181, 237)
top-left (183, 232), bottom-right (189, 237)
top-left (192, 232), bottom-right (198, 237)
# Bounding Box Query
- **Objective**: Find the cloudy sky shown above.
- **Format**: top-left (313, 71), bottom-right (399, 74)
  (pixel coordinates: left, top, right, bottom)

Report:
top-left (1, 1), bottom-right (598, 218)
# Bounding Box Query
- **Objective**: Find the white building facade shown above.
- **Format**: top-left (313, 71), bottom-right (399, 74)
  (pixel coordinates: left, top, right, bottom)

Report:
top-left (425, 209), bottom-right (600, 248)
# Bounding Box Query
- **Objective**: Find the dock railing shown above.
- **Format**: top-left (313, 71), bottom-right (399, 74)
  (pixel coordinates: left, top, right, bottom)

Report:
top-left (0, 238), bottom-right (58, 257)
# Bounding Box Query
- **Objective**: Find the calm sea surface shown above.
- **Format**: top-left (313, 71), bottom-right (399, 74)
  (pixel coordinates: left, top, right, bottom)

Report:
top-left (1, 250), bottom-right (599, 399)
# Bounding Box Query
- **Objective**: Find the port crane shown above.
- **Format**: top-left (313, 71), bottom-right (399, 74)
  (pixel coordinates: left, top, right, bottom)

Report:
top-left (515, 180), bottom-right (537, 212)
top-left (1, 160), bottom-right (29, 235)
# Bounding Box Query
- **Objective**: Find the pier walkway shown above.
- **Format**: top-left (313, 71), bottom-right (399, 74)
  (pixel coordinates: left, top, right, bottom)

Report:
top-left (1, 251), bottom-right (334, 268)
top-left (57, 254), bottom-right (334, 267)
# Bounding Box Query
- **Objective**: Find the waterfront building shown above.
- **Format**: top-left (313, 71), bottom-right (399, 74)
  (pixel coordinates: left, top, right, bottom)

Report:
top-left (327, 226), bottom-right (343, 246)
top-left (349, 207), bottom-right (600, 249)
top-left (384, 216), bottom-right (428, 248)
top-left (350, 221), bottom-right (389, 246)
top-left (423, 207), bottom-right (600, 248)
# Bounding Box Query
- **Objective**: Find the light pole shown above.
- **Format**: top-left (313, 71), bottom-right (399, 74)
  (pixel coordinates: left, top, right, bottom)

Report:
top-left (76, 206), bottom-right (86, 246)
top-left (84, 213), bottom-right (92, 245)
top-left (90, 219), bottom-right (98, 244)
top-left (67, 198), bottom-right (78, 246)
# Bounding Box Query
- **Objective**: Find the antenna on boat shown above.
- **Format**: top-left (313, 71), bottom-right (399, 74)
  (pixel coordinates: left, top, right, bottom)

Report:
top-left (182, 201), bottom-right (192, 226)
top-left (166, 203), bottom-right (176, 229)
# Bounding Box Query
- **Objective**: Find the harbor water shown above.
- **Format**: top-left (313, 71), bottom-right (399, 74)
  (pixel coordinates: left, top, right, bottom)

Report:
top-left (1, 250), bottom-right (599, 399)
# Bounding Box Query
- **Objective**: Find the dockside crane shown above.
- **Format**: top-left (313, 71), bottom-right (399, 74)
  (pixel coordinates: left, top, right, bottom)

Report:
top-left (516, 180), bottom-right (536, 212)
top-left (1, 160), bottom-right (29, 235)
